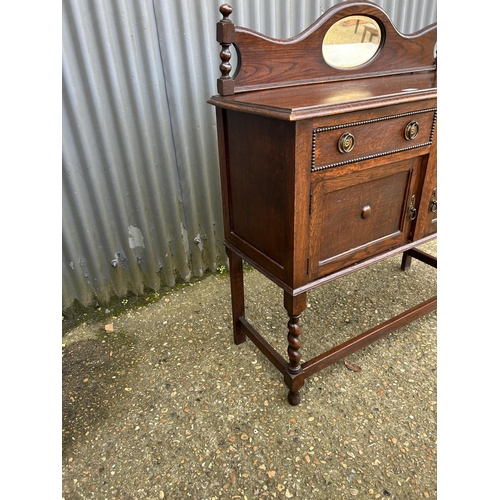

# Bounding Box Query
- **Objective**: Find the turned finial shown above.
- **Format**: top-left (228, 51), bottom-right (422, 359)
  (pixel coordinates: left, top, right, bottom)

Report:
top-left (216, 4), bottom-right (235, 95)
top-left (219, 4), bottom-right (232, 21)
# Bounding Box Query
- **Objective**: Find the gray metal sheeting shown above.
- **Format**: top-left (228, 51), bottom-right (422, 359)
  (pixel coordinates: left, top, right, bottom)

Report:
top-left (62, 0), bottom-right (437, 309)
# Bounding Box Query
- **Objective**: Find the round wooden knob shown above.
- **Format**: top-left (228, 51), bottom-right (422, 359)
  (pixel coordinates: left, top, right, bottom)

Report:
top-left (361, 205), bottom-right (372, 219)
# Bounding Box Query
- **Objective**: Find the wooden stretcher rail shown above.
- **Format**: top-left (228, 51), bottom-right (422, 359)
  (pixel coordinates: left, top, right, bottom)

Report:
top-left (239, 317), bottom-right (288, 374)
top-left (406, 248), bottom-right (437, 268)
top-left (302, 295), bottom-right (437, 378)
top-left (239, 295), bottom-right (436, 382)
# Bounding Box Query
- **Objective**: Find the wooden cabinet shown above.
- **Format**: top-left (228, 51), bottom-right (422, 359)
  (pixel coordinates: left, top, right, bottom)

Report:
top-left (208, 1), bottom-right (437, 405)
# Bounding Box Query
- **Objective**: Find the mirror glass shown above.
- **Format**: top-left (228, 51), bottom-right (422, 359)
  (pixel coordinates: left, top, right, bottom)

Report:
top-left (322, 15), bottom-right (382, 69)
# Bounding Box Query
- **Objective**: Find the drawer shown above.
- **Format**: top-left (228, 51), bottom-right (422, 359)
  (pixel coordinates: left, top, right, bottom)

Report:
top-left (311, 108), bottom-right (436, 172)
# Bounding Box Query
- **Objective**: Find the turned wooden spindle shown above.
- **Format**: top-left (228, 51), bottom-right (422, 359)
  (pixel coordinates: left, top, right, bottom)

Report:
top-left (216, 4), bottom-right (235, 95)
top-left (287, 315), bottom-right (302, 372)
top-left (286, 313), bottom-right (303, 405)
top-left (284, 293), bottom-right (307, 406)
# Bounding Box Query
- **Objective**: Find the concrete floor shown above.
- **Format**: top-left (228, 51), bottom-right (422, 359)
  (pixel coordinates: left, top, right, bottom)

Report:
top-left (62, 240), bottom-right (437, 500)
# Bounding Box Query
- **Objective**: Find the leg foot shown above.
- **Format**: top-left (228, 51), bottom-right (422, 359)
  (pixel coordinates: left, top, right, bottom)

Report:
top-left (288, 389), bottom-right (301, 406)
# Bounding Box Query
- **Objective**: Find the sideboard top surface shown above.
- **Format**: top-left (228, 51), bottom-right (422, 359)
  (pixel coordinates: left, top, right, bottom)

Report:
top-left (208, 71), bottom-right (436, 121)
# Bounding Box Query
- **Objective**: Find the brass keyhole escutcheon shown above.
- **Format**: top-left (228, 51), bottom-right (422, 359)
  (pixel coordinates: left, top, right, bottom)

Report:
top-left (407, 194), bottom-right (417, 221)
top-left (338, 132), bottom-right (355, 153)
top-left (429, 188), bottom-right (437, 213)
top-left (361, 205), bottom-right (372, 219)
top-left (404, 121), bottom-right (420, 141)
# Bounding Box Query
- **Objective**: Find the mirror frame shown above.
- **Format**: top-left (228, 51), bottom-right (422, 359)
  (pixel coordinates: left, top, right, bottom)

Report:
top-left (322, 15), bottom-right (384, 70)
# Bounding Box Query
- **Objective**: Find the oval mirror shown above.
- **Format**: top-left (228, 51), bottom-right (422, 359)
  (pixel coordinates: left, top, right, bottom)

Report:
top-left (322, 15), bottom-right (382, 69)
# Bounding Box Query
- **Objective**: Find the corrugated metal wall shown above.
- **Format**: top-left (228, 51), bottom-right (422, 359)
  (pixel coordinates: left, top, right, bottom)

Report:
top-left (62, 0), bottom-right (437, 310)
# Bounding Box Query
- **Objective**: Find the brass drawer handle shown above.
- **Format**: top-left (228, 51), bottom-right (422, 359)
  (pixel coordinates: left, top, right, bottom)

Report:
top-left (338, 132), bottom-right (355, 153)
top-left (404, 121), bottom-right (420, 141)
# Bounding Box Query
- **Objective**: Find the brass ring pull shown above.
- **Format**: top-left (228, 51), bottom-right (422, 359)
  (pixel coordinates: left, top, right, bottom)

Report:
top-left (404, 121), bottom-right (420, 141)
top-left (338, 132), bottom-right (355, 153)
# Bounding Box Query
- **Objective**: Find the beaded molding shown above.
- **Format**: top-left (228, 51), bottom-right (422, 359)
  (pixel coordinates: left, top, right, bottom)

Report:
top-left (311, 108), bottom-right (437, 172)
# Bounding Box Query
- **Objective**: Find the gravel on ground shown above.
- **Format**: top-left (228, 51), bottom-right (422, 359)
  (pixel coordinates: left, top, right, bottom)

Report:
top-left (62, 241), bottom-right (437, 500)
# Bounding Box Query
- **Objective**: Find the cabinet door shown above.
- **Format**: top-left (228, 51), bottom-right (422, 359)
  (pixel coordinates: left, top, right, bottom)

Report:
top-left (309, 157), bottom-right (423, 279)
top-left (414, 138), bottom-right (437, 240)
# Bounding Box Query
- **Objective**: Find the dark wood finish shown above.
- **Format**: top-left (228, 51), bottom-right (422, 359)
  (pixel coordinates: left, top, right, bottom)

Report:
top-left (401, 247), bottom-right (437, 271)
top-left (309, 157), bottom-right (422, 277)
top-left (227, 248), bottom-right (245, 345)
top-left (226, 233), bottom-right (436, 297)
top-left (213, 1), bottom-right (436, 95)
top-left (312, 109), bottom-right (436, 171)
top-left (225, 111), bottom-right (289, 269)
top-left (216, 4), bottom-right (235, 95)
top-left (208, 1), bottom-right (437, 405)
top-left (284, 292), bottom-right (307, 405)
top-left (302, 296), bottom-right (437, 377)
top-left (400, 250), bottom-right (413, 272)
top-left (414, 127), bottom-right (438, 240)
top-left (208, 72), bottom-right (437, 121)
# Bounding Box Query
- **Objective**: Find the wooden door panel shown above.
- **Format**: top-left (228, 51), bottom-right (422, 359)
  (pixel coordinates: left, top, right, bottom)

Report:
top-left (310, 157), bottom-right (421, 278)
